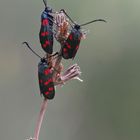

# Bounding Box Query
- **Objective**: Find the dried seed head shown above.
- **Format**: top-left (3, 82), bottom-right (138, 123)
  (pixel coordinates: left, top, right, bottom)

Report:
top-left (54, 63), bottom-right (83, 86)
top-left (54, 11), bottom-right (69, 43)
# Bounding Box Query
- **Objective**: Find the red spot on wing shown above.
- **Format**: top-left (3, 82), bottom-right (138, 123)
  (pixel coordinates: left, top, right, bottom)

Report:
top-left (42, 19), bottom-right (48, 26)
top-left (65, 42), bottom-right (71, 49)
top-left (45, 41), bottom-right (50, 46)
top-left (44, 69), bottom-right (50, 75)
top-left (43, 41), bottom-right (50, 48)
top-left (44, 81), bottom-right (49, 86)
top-left (43, 44), bottom-right (47, 48)
top-left (66, 43), bottom-right (71, 49)
top-left (63, 48), bottom-right (67, 52)
top-left (41, 32), bottom-right (45, 37)
top-left (44, 78), bottom-right (53, 85)
top-left (69, 34), bottom-right (73, 40)
top-left (50, 78), bottom-right (53, 82)
top-left (41, 32), bottom-right (49, 37)
top-left (49, 87), bottom-right (54, 91)
top-left (45, 32), bottom-right (49, 35)
top-left (45, 91), bottom-right (49, 95)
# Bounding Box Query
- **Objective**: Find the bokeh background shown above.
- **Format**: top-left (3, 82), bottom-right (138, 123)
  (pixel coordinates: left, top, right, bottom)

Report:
top-left (0, 0), bottom-right (140, 140)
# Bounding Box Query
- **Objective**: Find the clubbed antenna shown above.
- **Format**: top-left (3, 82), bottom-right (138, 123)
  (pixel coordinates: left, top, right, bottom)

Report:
top-left (80, 19), bottom-right (107, 27)
top-left (60, 9), bottom-right (107, 29)
top-left (43, 0), bottom-right (47, 7)
top-left (60, 9), bottom-right (75, 25)
top-left (22, 42), bottom-right (42, 59)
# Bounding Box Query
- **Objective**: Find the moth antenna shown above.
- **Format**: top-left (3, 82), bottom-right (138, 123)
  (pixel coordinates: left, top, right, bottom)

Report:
top-left (60, 9), bottom-right (75, 25)
top-left (80, 19), bottom-right (107, 27)
top-left (43, 0), bottom-right (47, 8)
top-left (22, 42), bottom-right (59, 61)
top-left (22, 42), bottom-right (42, 59)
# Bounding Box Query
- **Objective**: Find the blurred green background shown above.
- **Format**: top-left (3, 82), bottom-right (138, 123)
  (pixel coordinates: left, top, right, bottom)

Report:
top-left (0, 0), bottom-right (140, 140)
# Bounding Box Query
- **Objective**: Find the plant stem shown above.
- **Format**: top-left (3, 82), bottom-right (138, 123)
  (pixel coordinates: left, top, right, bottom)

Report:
top-left (34, 99), bottom-right (48, 140)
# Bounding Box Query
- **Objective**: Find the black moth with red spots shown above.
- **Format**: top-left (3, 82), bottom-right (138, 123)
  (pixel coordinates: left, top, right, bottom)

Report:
top-left (22, 42), bottom-right (55, 100)
top-left (38, 59), bottom-right (55, 100)
top-left (39, 7), bottom-right (54, 54)
top-left (61, 10), bottom-right (106, 59)
top-left (62, 25), bottom-right (82, 59)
